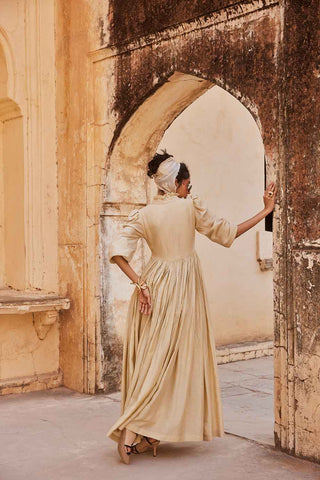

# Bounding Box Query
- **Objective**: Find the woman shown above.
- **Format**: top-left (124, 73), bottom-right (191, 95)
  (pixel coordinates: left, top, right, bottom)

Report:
top-left (106, 150), bottom-right (277, 464)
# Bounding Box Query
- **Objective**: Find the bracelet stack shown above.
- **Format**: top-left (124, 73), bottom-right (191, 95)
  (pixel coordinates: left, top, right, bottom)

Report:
top-left (130, 275), bottom-right (149, 292)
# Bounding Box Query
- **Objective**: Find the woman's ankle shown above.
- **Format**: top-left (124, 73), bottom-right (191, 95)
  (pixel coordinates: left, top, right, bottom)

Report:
top-left (124, 428), bottom-right (137, 445)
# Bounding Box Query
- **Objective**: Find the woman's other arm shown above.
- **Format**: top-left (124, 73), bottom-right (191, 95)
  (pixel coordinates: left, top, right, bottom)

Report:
top-left (109, 209), bottom-right (152, 315)
top-left (112, 256), bottom-right (152, 315)
top-left (111, 255), bottom-right (140, 285)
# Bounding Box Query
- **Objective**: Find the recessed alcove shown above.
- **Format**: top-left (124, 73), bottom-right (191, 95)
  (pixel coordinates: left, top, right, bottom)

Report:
top-left (0, 42), bottom-right (25, 290)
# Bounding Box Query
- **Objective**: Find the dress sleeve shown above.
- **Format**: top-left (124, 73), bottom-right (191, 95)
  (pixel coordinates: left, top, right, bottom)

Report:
top-left (190, 193), bottom-right (238, 248)
top-left (108, 208), bottom-right (144, 264)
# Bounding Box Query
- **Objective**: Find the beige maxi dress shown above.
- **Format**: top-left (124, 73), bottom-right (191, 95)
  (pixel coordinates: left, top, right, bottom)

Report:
top-left (106, 191), bottom-right (238, 444)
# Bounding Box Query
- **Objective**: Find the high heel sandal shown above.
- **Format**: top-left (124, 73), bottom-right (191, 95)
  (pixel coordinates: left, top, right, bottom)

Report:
top-left (118, 428), bottom-right (140, 465)
top-left (135, 435), bottom-right (160, 456)
top-left (118, 428), bottom-right (141, 464)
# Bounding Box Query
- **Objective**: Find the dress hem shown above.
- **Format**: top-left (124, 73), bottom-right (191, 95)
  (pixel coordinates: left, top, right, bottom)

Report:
top-left (107, 423), bottom-right (225, 443)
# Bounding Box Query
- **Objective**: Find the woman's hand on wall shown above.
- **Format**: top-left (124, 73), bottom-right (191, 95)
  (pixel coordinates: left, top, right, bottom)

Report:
top-left (235, 182), bottom-right (278, 238)
top-left (263, 182), bottom-right (277, 212)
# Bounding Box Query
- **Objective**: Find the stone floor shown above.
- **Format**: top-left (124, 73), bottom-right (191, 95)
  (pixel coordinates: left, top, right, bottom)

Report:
top-left (1, 356), bottom-right (320, 479)
top-left (220, 355), bottom-right (274, 446)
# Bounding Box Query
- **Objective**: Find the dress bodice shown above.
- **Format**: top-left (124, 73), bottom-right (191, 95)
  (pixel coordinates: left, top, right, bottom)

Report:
top-left (108, 192), bottom-right (237, 264)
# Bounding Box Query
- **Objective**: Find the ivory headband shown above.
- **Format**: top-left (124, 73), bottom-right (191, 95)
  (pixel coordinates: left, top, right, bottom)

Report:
top-left (152, 157), bottom-right (181, 194)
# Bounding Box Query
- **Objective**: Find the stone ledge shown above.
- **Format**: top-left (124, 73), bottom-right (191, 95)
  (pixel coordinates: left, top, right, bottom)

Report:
top-left (0, 369), bottom-right (63, 396)
top-left (216, 340), bottom-right (273, 364)
top-left (0, 287), bottom-right (70, 314)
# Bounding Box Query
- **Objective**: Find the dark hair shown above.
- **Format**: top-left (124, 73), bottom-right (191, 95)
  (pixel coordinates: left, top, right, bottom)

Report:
top-left (147, 149), bottom-right (190, 185)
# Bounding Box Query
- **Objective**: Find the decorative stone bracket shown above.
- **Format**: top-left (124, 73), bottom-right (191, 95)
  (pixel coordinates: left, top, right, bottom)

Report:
top-left (258, 258), bottom-right (273, 271)
top-left (256, 230), bottom-right (273, 271)
top-left (0, 288), bottom-right (71, 340)
top-left (33, 310), bottom-right (59, 340)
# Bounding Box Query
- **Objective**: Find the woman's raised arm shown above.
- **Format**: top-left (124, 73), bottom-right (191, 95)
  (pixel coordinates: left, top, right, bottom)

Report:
top-left (235, 182), bottom-right (277, 238)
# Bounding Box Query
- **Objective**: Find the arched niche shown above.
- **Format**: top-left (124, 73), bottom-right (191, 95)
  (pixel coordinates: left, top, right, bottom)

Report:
top-left (0, 41), bottom-right (25, 289)
top-left (0, 27), bottom-right (15, 99)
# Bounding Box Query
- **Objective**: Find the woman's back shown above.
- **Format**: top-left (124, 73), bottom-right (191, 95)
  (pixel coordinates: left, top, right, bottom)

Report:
top-left (141, 193), bottom-right (196, 261)
top-left (141, 192), bottom-right (237, 260)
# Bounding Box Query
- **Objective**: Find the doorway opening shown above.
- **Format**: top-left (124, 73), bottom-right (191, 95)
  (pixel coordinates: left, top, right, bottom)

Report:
top-left (103, 71), bottom-right (274, 445)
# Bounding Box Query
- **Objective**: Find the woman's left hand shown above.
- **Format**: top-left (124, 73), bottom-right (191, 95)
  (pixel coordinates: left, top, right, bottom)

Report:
top-left (139, 287), bottom-right (152, 315)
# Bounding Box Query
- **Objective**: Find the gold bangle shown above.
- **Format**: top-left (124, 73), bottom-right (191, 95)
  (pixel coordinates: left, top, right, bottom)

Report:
top-left (130, 275), bottom-right (149, 291)
top-left (139, 276), bottom-right (149, 289)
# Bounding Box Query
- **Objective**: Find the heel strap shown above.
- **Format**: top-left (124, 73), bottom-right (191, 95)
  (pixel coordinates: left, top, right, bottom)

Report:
top-left (124, 443), bottom-right (140, 454)
top-left (144, 435), bottom-right (157, 445)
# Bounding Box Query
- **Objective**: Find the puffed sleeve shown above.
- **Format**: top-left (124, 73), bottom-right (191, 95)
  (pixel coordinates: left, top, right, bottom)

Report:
top-left (190, 193), bottom-right (238, 248)
top-left (108, 208), bottom-right (144, 264)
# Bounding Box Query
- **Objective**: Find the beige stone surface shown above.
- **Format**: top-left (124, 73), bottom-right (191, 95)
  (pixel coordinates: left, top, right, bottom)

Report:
top-left (0, 313), bottom-right (60, 390)
top-left (0, 0), bottom-right (62, 392)
top-left (1, 358), bottom-right (320, 477)
top-left (158, 85), bottom-right (273, 346)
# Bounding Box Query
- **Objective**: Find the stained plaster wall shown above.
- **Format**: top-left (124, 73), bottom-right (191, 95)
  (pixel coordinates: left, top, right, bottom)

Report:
top-left (0, 0), bottom-right (60, 394)
top-left (158, 85), bottom-right (273, 347)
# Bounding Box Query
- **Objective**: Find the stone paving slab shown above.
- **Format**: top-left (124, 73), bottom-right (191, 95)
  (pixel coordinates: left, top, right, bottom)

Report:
top-left (219, 356), bottom-right (275, 445)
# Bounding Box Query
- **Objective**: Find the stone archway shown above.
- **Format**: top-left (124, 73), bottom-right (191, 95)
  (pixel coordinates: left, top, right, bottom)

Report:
top-left (99, 72), bottom-right (213, 391)
top-left (82, 3), bottom-right (287, 459)
top-left (99, 70), bottom-right (273, 402)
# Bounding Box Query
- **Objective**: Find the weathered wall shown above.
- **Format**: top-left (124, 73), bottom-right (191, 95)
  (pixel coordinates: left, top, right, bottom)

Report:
top-left (0, 314), bottom-right (60, 395)
top-left (56, 0), bottom-right (112, 394)
top-left (107, 0), bottom-right (242, 45)
top-left (0, 0), bottom-right (61, 394)
top-left (274, 0), bottom-right (320, 462)
top-left (0, 1), bottom-right (58, 291)
top-left (56, 0), bottom-right (93, 393)
top-left (54, 0), bottom-right (320, 464)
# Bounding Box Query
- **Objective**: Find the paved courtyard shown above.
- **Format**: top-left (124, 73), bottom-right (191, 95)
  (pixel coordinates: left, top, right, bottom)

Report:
top-left (1, 356), bottom-right (320, 479)
top-left (220, 355), bottom-right (274, 446)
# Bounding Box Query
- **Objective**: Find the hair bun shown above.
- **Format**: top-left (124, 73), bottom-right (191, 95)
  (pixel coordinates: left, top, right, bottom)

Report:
top-left (147, 149), bottom-right (173, 178)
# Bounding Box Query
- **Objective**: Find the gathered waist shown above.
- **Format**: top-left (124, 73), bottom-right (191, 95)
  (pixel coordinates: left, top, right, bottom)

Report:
top-left (139, 250), bottom-right (202, 288)
top-left (149, 250), bottom-right (197, 263)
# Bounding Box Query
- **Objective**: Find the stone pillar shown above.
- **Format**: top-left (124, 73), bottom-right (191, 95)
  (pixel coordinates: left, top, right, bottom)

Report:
top-left (274, 0), bottom-right (320, 463)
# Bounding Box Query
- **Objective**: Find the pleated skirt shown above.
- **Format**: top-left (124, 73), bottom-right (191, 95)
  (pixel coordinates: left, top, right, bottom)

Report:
top-left (106, 250), bottom-right (225, 443)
